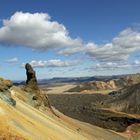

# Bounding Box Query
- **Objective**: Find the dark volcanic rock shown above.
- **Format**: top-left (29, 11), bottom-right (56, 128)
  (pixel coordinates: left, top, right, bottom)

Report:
top-left (24, 63), bottom-right (58, 116)
top-left (25, 63), bottom-right (39, 91)
top-left (108, 90), bottom-right (122, 97)
top-left (24, 63), bottom-right (49, 106)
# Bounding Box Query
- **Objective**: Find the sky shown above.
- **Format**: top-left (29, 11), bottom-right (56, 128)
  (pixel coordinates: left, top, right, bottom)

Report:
top-left (0, 0), bottom-right (140, 80)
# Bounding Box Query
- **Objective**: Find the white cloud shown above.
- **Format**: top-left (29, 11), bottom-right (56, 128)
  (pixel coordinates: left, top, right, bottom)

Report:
top-left (22, 59), bottom-right (80, 68)
top-left (6, 57), bottom-right (18, 63)
top-left (133, 60), bottom-right (140, 67)
top-left (60, 28), bottom-right (140, 64)
top-left (90, 59), bottom-right (140, 71)
top-left (1, 12), bottom-right (140, 72)
top-left (59, 42), bottom-right (96, 55)
top-left (0, 12), bottom-right (82, 50)
top-left (94, 62), bottom-right (131, 70)
top-left (134, 60), bottom-right (140, 65)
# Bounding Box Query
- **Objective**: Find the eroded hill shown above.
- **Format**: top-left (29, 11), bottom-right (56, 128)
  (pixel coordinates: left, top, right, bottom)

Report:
top-left (67, 73), bottom-right (140, 92)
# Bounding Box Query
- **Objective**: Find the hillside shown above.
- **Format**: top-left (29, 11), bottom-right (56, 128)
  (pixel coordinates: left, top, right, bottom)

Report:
top-left (0, 64), bottom-right (140, 139)
top-left (0, 78), bottom-right (131, 140)
top-left (67, 73), bottom-right (140, 92)
top-left (104, 82), bottom-right (140, 114)
top-left (0, 64), bottom-right (136, 140)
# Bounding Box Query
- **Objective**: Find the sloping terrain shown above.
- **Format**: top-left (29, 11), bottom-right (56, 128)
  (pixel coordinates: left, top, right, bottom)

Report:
top-left (48, 94), bottom-right (140, 132)
top-left (104, 82), bottom-right (140, 114)
top-left (47, 76), bottom-right (140, 136)
top-left (0, 77), bottom-right (131, 140)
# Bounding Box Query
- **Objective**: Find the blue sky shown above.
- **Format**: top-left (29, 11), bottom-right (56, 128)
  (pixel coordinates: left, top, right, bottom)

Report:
top-left (0, 0), bottom-right (140, 80)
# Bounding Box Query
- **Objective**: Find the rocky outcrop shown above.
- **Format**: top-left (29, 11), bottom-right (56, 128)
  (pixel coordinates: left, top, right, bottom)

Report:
top-left (25, 63), bottom-right (39, 91)
top-left (24, 63), bottom-right (58, 116)
top-left (92, 80), bottom-right (117, 90)
top-left (0, 78), bottom-right (13, 88)
top-left (0, 78), bottom-right (16, 106)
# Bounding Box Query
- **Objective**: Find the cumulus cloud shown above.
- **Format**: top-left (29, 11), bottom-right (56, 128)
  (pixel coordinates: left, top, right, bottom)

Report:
top-left (61, 28), bottom-right (140, 64)
top-left (90, 59), bottom-right (140, 71)
top-left (22, 59), bottom-right (80, 68)
top-left (1, 12), bottom-right (140, 72)
top-left (59, 42), bottom-right (96, 55)
top-left (0, 12), bottom-right (82, 50)
top-left (94, 62), bottom-right (131, 70)
top-left (6, 57), bottom-right (18, 63)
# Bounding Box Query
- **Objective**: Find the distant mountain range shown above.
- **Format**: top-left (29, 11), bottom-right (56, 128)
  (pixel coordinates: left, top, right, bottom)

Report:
top-left (14, 74), bottom-right (130, 86)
